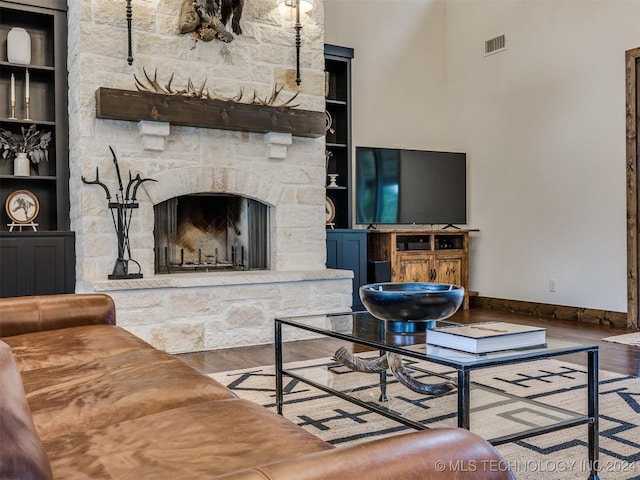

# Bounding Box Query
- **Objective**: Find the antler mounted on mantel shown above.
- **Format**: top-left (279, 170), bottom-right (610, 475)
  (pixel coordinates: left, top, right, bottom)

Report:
top-left (133, 67), bottom-right (300, 108)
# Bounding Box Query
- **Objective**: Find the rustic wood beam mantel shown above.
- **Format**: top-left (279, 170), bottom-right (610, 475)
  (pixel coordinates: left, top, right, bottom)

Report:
top-left (95, 88), bottom-right (325, 138)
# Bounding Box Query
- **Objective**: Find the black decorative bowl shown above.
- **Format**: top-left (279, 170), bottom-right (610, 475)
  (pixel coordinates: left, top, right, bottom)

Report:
top-left (359, 282), bottom-right (465, 333)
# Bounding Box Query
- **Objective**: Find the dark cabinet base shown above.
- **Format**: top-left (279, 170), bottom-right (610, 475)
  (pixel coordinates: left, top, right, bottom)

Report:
top-left (326, 229), bottom-right (368, 311)
top-left (0, 232), bottom-right (75, 297)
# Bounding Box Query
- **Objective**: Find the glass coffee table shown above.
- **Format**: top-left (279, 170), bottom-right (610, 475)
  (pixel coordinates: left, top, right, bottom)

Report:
top-left (275, 311), bottom-right (599, 480)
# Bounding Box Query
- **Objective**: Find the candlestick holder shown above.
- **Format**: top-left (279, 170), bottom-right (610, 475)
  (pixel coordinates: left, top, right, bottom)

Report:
top-left (24, 97), bottom-right (31, 121)
top-left (9, 100), bottom-right (17, 120)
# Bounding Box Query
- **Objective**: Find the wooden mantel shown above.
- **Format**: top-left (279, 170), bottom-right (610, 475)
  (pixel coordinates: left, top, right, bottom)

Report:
top-left (95, 88), bottom-right (325, 138)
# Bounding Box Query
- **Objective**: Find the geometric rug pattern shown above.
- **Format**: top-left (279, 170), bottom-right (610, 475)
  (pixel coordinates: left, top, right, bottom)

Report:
top-left (602, 332), bottom-right (640, 347)
top-left (211, 358), bottom-right (640, 480)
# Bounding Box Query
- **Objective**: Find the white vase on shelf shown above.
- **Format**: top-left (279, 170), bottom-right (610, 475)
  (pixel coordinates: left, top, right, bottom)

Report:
top-left (7, 27), bottom-right (31, 65)
top-left (14, 152), bottom-right (30, 176)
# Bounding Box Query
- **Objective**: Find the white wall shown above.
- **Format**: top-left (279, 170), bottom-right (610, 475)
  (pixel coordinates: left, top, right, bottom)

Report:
top-left (446, 0), bottom-right (638, 311)
top-left (324, 0), bottom-right (448, 150)
top-left (325, 0), bottom-right (640, 312)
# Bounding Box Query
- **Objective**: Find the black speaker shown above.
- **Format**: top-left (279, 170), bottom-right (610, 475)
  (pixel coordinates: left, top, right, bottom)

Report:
top-left (368, 261), bottom-right (391, 283)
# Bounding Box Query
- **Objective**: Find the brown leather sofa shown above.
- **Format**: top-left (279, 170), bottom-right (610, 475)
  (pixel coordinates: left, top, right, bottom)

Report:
top-left (0, 294), bottom-right (515, 480)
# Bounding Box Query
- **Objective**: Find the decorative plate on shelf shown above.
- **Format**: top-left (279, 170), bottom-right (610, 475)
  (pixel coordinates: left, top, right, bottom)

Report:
top-left (325, 196), bottom-right (336, 224)
top-left (6, 189), bottom-right (39, 223)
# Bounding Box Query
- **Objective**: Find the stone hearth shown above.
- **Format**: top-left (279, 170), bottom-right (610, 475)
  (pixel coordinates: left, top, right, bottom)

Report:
top-left (92, 269), bottom-right (352, 353)
top-left (67, 0), bottom-right (352, 353)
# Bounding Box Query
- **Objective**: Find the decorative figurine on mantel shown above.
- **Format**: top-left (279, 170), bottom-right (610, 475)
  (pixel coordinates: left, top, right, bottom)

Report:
top-left (179, 0), bottom-right (244, 43)
top-left (81, 146), bottom-right (157, 280)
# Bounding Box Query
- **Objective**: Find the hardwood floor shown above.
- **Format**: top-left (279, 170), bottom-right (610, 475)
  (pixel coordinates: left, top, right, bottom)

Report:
top-left (177, 308), bottom-right (640, 377)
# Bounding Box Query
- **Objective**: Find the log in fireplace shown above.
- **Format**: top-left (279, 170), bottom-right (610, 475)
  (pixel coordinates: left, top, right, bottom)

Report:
top-left (154, 194), bottom-right (269, 274)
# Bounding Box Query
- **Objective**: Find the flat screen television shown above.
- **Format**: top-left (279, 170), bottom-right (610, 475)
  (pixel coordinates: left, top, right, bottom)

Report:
top-left (355, 147), bottom-right (466, 226)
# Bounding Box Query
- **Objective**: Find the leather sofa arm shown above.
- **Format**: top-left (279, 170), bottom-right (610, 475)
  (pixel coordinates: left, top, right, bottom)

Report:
top-left (0, 294), bottom-right (116, 338)
top-left (215, 428), bottom-right (515, 480)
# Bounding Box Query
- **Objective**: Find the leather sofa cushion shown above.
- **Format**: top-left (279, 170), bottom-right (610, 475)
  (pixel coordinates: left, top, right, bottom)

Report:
top-left (0, 294), bottom-right (115, 338)
top-left (0, 341), bottom-right (52, 480)
top-left (44, 398), bottom-right (333, 480)
top-left (22, 348), bottom-right (236, 441)
top-left (3, 324), bottom-right (154, 372)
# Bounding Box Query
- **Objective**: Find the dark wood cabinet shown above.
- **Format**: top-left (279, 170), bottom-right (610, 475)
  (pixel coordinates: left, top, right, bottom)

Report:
top-left (324, 44), bottom-right (353, 229)
top-left (0, 231), bottom-right (74, 297)
top-left (326, 229), bottom-right (368, 311)
top-left (0, 0), bottom-right (73, 297)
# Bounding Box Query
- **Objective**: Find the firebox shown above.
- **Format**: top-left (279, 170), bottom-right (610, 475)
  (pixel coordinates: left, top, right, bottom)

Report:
top-left (154, 194), bottom-right (270, 274)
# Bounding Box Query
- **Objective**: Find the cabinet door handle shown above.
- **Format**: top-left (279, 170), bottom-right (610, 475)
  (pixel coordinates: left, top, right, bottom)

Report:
top-left (430, 268), bottom-right (436, 281)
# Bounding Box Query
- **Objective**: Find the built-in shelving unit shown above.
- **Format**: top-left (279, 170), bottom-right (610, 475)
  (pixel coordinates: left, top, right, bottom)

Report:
top-left (324, 44), bottom-right (353, 229)
top-left (324, 45), bottom-right (368, 311)
top-left (0, 0), bottom-right (69, 230)
top-left (0, 0), bottom-right (73, 298)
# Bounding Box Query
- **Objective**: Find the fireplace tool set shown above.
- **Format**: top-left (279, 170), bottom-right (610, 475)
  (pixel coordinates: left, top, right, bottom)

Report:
top-left (81, 146), bottom-right (156, 279)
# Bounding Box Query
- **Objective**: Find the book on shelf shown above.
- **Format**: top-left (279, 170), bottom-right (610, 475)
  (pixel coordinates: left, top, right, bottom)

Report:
top-left (426, 322), bottom-right (546, 354)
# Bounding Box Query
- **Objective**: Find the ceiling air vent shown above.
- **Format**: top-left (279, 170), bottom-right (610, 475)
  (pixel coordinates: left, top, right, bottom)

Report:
top-left (485, 34), bottom-right (506, 56)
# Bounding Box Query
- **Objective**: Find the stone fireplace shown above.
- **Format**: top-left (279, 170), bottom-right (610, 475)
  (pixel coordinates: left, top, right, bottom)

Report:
top-left (66, 0), bottom-right (352, 353)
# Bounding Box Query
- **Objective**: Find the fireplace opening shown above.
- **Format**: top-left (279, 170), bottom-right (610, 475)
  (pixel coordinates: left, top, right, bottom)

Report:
top-left (154, 194), bottom-right (270, 274)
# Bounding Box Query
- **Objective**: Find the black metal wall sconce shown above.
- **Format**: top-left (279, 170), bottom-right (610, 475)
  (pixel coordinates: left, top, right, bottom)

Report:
top-left (126, 0), bottom-right (133, 65)
top-left (279, 0), bottom-right (314, 86)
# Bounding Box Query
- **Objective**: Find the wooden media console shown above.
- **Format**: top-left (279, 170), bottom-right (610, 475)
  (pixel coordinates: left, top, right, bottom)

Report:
top-left (366, 229), bottom-right (477, 310)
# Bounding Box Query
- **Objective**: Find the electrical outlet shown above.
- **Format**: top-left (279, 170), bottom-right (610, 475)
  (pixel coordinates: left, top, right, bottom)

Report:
top-left (549, 279), bottom-right (557, 293)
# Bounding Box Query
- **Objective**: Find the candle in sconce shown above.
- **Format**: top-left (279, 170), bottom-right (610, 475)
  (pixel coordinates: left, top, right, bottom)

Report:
top-left (10, 74), bottom-right (15, 103)
top-left (25, 69), bottom-right (29, 99)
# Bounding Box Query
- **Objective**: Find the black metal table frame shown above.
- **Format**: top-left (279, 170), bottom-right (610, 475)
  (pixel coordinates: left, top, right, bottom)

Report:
top-left (274, 314), bottom-right (600, 480)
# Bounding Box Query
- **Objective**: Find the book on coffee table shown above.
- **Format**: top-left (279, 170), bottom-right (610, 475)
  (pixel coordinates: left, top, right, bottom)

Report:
top-left (426, 322), bottom-right (546, 354)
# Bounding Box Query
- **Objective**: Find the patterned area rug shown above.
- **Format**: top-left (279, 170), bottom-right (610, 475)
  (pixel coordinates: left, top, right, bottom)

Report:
top-left (211, 357), bottom-right (640, 480)
top-left (602, 332), bottom-right (640, 347)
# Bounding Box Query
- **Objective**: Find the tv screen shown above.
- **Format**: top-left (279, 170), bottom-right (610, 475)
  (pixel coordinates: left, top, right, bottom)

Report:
top-left (355, 147), bottom-right (466, 226)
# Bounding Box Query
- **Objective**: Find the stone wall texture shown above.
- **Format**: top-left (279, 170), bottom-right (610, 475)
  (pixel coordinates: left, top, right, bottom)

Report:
top-left (66, 0), bottom-right (353, 352)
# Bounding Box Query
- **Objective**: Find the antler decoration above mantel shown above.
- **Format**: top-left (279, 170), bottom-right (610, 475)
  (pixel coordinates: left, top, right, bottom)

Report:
top-left (133, 68), bottom-right (300, 108)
